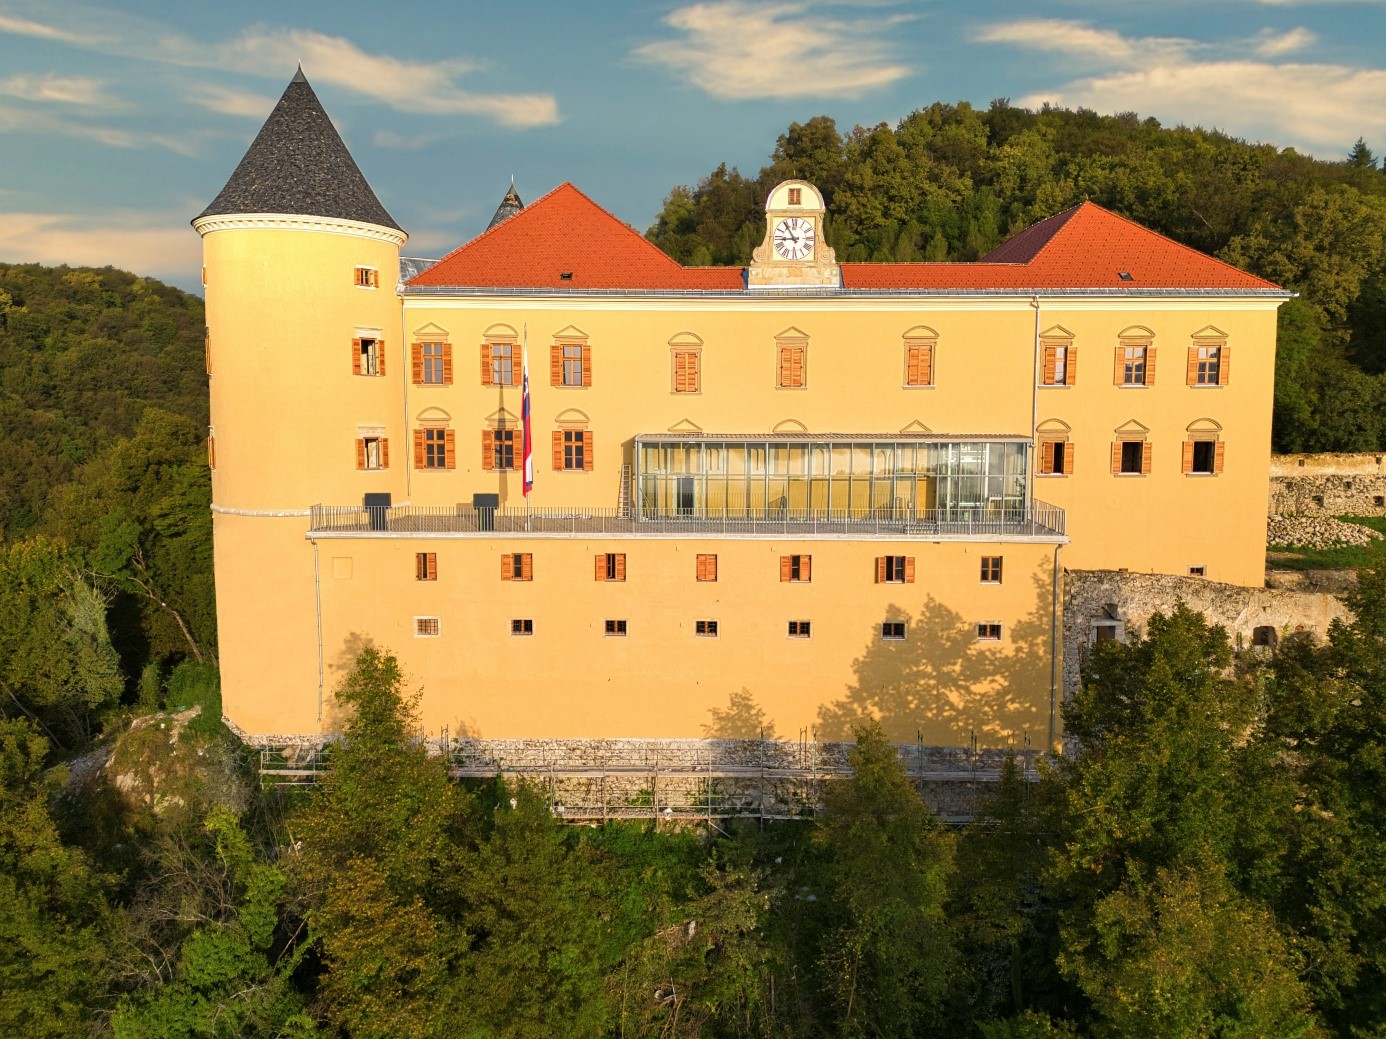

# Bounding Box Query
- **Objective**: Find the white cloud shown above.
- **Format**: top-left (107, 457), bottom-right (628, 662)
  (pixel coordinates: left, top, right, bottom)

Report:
top-left (0, 73), bottom-right (113, 106)
top-left (0, 211), bottom-right (200, 282)
top-left (185, 84), bottom-right (276, 119)
top-left (979, 18), bottom-right (1386, 156)
top-left (633, 1), bottom-right (912, 100)
top-left (372, 129), bottom-right (450, 150)
top-left (1253, 26), bottom-right (1316, 56)
top-left (0, 9), bottom-right (560, 128)
top-left (0, 102), bottom-right (198, 154)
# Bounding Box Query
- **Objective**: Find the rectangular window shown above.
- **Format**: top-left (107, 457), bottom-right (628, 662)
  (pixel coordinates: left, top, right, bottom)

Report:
top-left (501, 553), bottom-right (533, 581)
top-left (1042, 344), bottom-right (1077, 386)
top-left (492, 343), bottom-right (516, 386)
top-left (416, 552), bottom-right (437, 581)
top-left (483, 429), bottom-right (517, 471)
top-left (777, 343), bottom-right (806, 388)
top-left (673, 350), bottom-right (701, 393)
top-left (1188, 566), bottom-right (1207, 578)
top-left (354, 266), bottom-right (378, 288)
top-left (881, 621), bottom-right (906, 641)
top-left (415, 617), bottom-right (441, 638)
top-left (1188, 344), bottom-right (1230, 386)
top-left (976, 622), bottom-right (1002, 641)
top-left (1114, 342), bottom-right (1157, 386)
top-left (1039, 439), bottom-right (1072, 476)
top-left (414, 427), bottom-right (455, 470)
top-left (1184, 439), bottom-right (1224, 475)
top-left (980, 556), bottom-right (1003, 583)
top-left (875, 556), bottom-right (914, 584)
top-left (356, 436), bottom-right (388, 471)
top-left (696, 553), bottom-right (718, 582)
top-left (904, 342), bottom-right (934, 386)
top-left (780, 554), bottom-right (812, 582)
top-left (353, 337), bottom-right (383, 377)
top-left (511, 618), bottom-right (534, 636)
top-left (414, 341), bottom-right (451, 385)
top-left (563, 344), bottom-right (584, 386)
top-left (595, 553), bottom-right (626, 582)
top-left (556, 430), bottom-right (592, 471)
top-left (695, 620), bottom-right (718, 637)
top-left (787, 620), bottom-right (811, 638)
top-left (788, 186), bottom-right (802, 205)
top-left (1113, 440), bottom-right (1150, 476)
top-left (604, 619), bottom-right (628, 637)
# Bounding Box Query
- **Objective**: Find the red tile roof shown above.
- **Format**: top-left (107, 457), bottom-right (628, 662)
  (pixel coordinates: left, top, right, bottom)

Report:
top-left (408, 190), bottom-right (1279, 293)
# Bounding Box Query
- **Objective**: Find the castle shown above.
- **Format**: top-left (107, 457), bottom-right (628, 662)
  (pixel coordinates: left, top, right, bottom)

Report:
top-left (195, 71), bottom-right (1288, 750)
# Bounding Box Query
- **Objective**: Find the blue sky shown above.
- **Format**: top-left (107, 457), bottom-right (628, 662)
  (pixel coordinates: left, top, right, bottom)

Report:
top-left (1, 0), bottom-right (1384, 294)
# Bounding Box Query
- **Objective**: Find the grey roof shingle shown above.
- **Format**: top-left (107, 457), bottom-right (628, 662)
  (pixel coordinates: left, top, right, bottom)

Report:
top-left (486, 181), bottom-right (525, 230)
top-left (195, 68), bottom-right (403, 232)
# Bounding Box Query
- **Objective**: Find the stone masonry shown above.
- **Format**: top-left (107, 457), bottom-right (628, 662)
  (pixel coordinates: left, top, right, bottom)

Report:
top-left (1269, 452), bottom-right (1386, 518)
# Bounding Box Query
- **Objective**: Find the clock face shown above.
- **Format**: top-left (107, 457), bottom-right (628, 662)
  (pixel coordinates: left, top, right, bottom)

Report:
top-left (773, 217), bottom-right (815, 260)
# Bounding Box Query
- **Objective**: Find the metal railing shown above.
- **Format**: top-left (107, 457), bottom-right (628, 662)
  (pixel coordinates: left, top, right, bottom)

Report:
top-left (308, 501), bottom-right (1066, 539)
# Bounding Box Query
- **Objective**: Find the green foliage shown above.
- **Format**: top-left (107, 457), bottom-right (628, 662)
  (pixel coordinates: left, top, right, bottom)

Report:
top-left (0, 717), bottom-right (114, 1037)
top-left (646, 102), bottom-right (1386, 450)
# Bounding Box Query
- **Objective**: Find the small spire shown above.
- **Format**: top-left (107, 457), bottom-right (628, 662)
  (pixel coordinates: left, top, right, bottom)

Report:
top-left (291, 63), bottom-right (306, 84)
top-left (487, 179), bottom-right (525, 230)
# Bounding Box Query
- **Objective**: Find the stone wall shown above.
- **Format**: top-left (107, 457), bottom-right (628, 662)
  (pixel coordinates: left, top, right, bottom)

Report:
top-left (1269, 453), bottom-right (1386, 518)
top-left (1062, 569), bottom-right (1352, 697)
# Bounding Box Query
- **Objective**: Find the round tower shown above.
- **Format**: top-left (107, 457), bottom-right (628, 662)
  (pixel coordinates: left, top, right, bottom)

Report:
top-left (193, 69), bottom-right (407, 738)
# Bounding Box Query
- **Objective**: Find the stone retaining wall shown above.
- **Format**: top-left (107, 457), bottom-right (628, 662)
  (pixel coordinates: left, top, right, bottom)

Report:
top-left (1269, 453), bottom-right (1386, 518)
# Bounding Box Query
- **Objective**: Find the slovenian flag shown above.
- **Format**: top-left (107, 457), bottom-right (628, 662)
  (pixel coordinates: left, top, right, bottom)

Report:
top-left (521, 343), bottom-right (533, 497)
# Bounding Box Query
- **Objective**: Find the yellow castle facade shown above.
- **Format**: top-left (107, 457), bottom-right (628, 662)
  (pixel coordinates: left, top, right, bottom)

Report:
top-left (195, 73), bottom-right (1288, 749)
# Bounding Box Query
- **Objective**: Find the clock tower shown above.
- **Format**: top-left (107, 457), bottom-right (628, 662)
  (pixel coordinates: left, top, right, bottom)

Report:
top-left (748, 180), bottom-right (840, 288)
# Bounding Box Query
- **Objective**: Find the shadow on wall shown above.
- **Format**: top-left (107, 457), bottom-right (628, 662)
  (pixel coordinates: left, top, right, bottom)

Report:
top-left (323, 632), bottom-right (376, 734)
top-left (817, 564), bottom-right (1055, 749)
top-left (703, 688), bottom-right (779, 739)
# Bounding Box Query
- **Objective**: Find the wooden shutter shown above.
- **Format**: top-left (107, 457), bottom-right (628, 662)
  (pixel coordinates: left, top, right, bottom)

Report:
top-left (444, 430), bottom-right (456, 470)
top-left (779, 345), bottom-right (805, 388)
top-left (413, 429), bottom-right (425, 468)
top-left (1145, 347), bottom-right (1157, 385)
top-left (550, 345), bottom-right (563, 386)
top-left (1067, 347), bottom-right (1078, 384)
top-left (905, 343), bottom-right (933, 385)
top-left (1042, 347), bottom-right (1057, 385)
top-left (352, 338), bottom-right (363, 375)
top-left (1141, 441), bottom-right (1153, 475)
top-left (614, 554), bottom-right (626, 581)
top-left (521, 554), bottom-right (533, 581)
top-left (1182, 440), bottom-right (1195, 474)
top-left (552, 431), bottom-right (565, 470)
top-left (780, 556), bottom-right (791, 582)
top-left (419, 553), bottom-right (437, 581)
top-left (441, 344), bottom-right (453, 386)
top-left (411, 343), bottom-right (423, 384)
top-left (1186, 347), bottom-right (1199, 386)
top-left (581, 344), bottom-right (592, 387)
top-left (482, 430), bottom-right (495, 471)
top-left (207, 435), bottom-right (215, 469)
top-left (582, 431), bottom-right (594, 471)
top-left (1063, 442), bottom-right (1074, 475)
top-left (355, 438), bottom-right (366, 470)
top-left (378, 342), bottom-right (385, 377)
top-left (801, 556), bottom-right (812, 582)
top-left (904, 557), bottom-right (916, 583)
top-left (876, 557), bottom-right (887, 583)
top-left (480, 342), bottom-right (493, 386)
top-left (1040, 440), bottom-right (1056, 474)
top-left (696, 553), bottom-right (717, 581)
top-left (1214, 441), bottom-right (1226, 473)
top-left (595, 554), bottom-right (606, 581)
top-left (1113, 347), bottom-right (1124, 384)
top-left (1219, 347), bottom-right (1231, 385)
top-left (502, 554), bottom-right (513, 581)
top-left (1110, 441), bottom-right (1123, 473)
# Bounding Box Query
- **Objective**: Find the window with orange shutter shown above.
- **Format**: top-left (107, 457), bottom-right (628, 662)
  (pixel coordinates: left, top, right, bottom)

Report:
top-left (414, 342), bottom-right (450, 385)
top-left (904, 341), bottom-right (935, 386)
top-left (415, 428), bottom-right (454, 469)
top-left (415, 553), bottom-right (437, 581)
top-left (777, 343), bottom-right (806, 388)
top-left (673, 350), bottom-right (701, 393)
top-left (695, 553), bottom-right (718, 581)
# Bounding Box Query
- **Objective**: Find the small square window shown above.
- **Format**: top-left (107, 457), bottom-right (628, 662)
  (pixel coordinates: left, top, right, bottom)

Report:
top-left (880, 556), bottom-right (909, 583)
top-left (415, 617), bottom-right (441, 638)
top-left (1374, 495), bottom-right (1385, 507)
top-left (415, 552), bottom-right (437, 581)
top-left (1188, 566), bottom-right (1206, 577)
top-left (511, 618), bottom-right (534, 636)
top-left (881, 621), bottom-right (906, 641)
top-left (695, 619), bottom-right (718, 637)
top-left (1251, 625), bottom-right (1278, 648)
top-left (788, 620), bottom-right (811, 638)
top-left (980, 556), bottom-right (1003, 583)
top-left (502, 553), bottom-right (533, 582)
top-left (596, 553), bottom-right (626, 582)
top-left (976, 622), bottom-right (1002, 641)
top-left (782, 554), bottom-right (811, 582)
top-left (354, 266), bottom-right (378, 288)
top-left (1093, 623), bottom-right (1120, 644)
top-left (604, 619), bottom-right (627, 637)
top-left (788, 187), bottom-right (802, 205)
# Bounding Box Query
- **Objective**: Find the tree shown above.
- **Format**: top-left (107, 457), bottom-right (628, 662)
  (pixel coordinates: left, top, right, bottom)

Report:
top-left (812, 722), bottom-right (957, 1037)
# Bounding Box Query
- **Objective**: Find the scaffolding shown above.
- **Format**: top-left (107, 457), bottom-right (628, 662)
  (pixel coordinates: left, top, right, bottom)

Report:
top-left (257, 732), bottom-right (1040, 825)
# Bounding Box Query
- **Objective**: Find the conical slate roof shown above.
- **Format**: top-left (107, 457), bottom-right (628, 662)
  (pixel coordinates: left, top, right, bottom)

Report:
top-left (487, 180), bottom-right (525, 230)
top-left (195, 68), bottom-right (402, 232)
